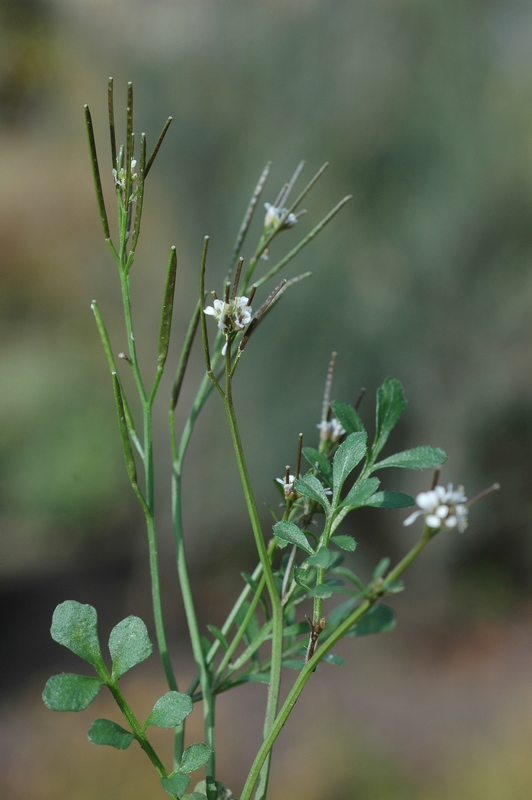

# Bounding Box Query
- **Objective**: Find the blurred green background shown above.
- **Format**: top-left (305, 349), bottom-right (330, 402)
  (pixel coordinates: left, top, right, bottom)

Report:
top-left (2, 0), bottom-right (532, 798)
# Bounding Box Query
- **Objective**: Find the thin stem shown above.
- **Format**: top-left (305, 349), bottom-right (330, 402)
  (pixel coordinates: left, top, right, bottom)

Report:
top-left (240, 527), bottom-right (434, 800)
top-left (222, 383), bottom-right (283, 800)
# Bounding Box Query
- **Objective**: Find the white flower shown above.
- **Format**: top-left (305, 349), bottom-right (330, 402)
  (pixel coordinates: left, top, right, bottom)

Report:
top-left (112, 158), bottom-right (138, 190)
top-left (204, 295), bottom-right (252, 354)
top-left (276, 474), bottom-right (296, 500)
top-left (403, 484), bottom-right (468, 533)
top-left (317, 417), bottom-right (346, 443)
top-left (264, 202), bottom-right (298, 231)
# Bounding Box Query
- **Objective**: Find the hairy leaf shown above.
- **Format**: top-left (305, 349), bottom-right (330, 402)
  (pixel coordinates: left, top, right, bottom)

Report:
top-left (146, 691), bottom-right (193, 729)
top-left (43, 673), bottom-right (102, 712)
top-left (372, 446), bottom-right (447, 472)
top-left (88, 718), bottom-right (134, 749)
top-left (109, 616), bottom-right (152, 678)
top-left (51, 601), bottom-right (102, 667)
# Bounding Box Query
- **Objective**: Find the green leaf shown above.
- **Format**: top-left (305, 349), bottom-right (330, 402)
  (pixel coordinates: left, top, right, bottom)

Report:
top-left (364, 491), bottom-right (414, 509)
top-left (372, 557), bottom-right (391, 580)
top-left (294, 473), bottom-right (331, 511)
top-left (293, 565), bottom-right (312, 591)
top-left (206, 625), bottom-right (229, 653)
top-left (273, 521), bottom-right (314, 556)
top-left (282, 658), bottom-right (305, 670)
top-left (146, 691), bottom-right (193, 729)
top-left (340, 477), bottom-right (380, 509)
top-left (161, 773), bottom-right (190, 798)
top-left (50, 601), bottom-right (103, 667)
top-left (333, 567), bottom-right (365, 592)
top-left (88, 718), bottom-right (134, 749)
top-left (109, 616), bottom-right (152, 679)
top-left (332, 432), bottom-right (367, 499)
top-left (182, 795), bottom-right (208, 800)
top-left (322, 652), bottom-right (345, 666)
top-left (347, 605), bottom-right (396, 637)
top-left (307, 547), bottom-right (333, 568)
top-left (43, 673), bottom-right (102, 712)
top-left (330, 400), bottom-right (365, 434)
top-left (324, 597), bottom-right (359, 633)
top-left (330, 535), bottom-right (357, 552)
top-left (372, 378), bottom-right (407, 459)
top-left (178, 743), bottom-right (213, 774)
top-left (372, 446), bottom-right (447, 472)
top-left (302, 447), bottom-right (333, 486)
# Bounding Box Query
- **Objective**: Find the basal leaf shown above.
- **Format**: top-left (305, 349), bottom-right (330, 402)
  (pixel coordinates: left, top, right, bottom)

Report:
top-left (109, 616), bottom-right (153, 679)
top-left (364, 491), bottom-right (414, 509)
top-left (371, 446), bottom-right (447, 472)
top-left (51, 601), bottom-right (102, 667)
top-left (146, 691), bottom-right (193, 729)
top-left (273, 521), bottom-right (314, 556)
top-left (178, 743), bottom-right (213, 774)
top-left (160, 773), bottom-right (190, 798)
top-left (330, 400), bottom-right (365, 434)
top-left (372, 378), bottom-right (406, 459)
top-left (88, 718), bottom-right (134, 749)
top-left (332, 432), bottom-right (367, 499)
top-left (347, 604), bottom-right (396, 637)
top-left (294, 473), bottom-right (331, 511)
top-left (43, 673), bottom-right (102, 712)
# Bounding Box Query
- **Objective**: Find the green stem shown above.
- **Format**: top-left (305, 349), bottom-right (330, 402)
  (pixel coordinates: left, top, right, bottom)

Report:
top-left (240, 527), bottom-right (433, 800)
top-left (214, 573), bottom-right (267, 684)
top-left (222, 383), bottom-right (283, 800)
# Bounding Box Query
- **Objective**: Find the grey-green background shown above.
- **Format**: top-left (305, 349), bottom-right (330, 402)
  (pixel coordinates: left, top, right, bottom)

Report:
top-left (2, 1), bottom-right (532, 798)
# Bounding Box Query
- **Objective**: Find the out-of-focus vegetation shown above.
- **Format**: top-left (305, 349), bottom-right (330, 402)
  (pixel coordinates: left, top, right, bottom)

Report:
top-left (2, 0), bottom-right (532, 797)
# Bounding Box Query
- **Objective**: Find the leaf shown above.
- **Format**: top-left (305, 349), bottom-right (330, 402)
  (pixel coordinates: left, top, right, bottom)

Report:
top-left (146, 691), bottom-right (193, 729)
top-left (302, 447), bottom-right (333, 486)
top-left (322, 653), bottom-right (345, 666)
top-left (109, 616), bottom-right (152, 679)
top-left (43, 673), bottom-right (102, 712)
top-left (372, 378), bottom-right (407, 459)
top-left (307, 547), bottom-right (333, 568)
top-left (364, 492), bottom-right (414, 509)
top-left (161, 773), bottom-right (190, 798)
top-left (206, 625), bottom-right (229, 653)
top-left (347, 605), bottom-right (396, 637)
top-left (333, 567), bottom-right (365, 591)
top-left (324, 597), bottom-right (359, 633)
top-left (308, 582), bottom-right (349, 599)
top-left (178, 743), bottom-right (213, 774)
top-left (293, 565), bottom-right (312, 591)
top-left (332, 432), bottom-right (367, 500)
top-left (294, 473), bottom-right (331, 511)
top-left (330, 400), bottom-right (365, 434)
top-left (182, 795), bottom-right (208, 800)
top-left (330, 535), bottom-right (357, 552)
top-left (340, 477), bottom-right (380, 509)
top-left (273, 521), bottom-right (314, 556)
top-left (372, 557), bottom-right (390, 580)
top-left (282, 658), bottom-right (305, 670)
top-left (372, 446), bottom-right (447, 472)
top-left (88, 718), bottom-right (134, 749)
top-left (51, 601), bottom-right (102, 667)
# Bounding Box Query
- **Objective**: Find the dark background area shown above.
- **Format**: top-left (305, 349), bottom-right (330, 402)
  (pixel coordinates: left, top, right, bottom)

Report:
top-left (1, 1), bottom-right (532, 798)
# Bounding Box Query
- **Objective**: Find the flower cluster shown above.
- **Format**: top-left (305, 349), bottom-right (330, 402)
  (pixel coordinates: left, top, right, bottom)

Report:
top-left (317, 416), bottom-right (346, 444)
top-left (204, 296), bottom-right (252, 355)
top-left (264, 202), bottom-right (299, 231)
top-left (112, 158), bottom-right (138, 191)
top-left (276, 473), bottom-right (296, 500)
top-left (403, 484), bottom-right (468, 533)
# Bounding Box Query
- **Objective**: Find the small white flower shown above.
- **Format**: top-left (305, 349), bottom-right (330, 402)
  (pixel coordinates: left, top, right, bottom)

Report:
top-left (264, 202), bottom-right (298, 231)
top-left (404, 484), bottom-right (468, 533)
top-left (204, 295), bottom-right (252, 354)
top-left (276, 474), bottom-right (296, 500)
top-left (112, 158), bottom-right (138, 190)
top-left (317, 417), bottom-right (346, 443)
